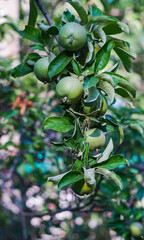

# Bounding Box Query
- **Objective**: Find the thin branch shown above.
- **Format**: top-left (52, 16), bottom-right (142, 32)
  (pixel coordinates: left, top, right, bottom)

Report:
top-left (130, 163), bottom-right (144, 171)
top-left (7, 155), bottom-right (19, 180)
top-left (35, 0), bottom-right (60, 45)
top-left (127, 193), bottom-right (136, 208)
top-left (23, 204), bottom-right (107, 218)
top-left (35, 0), bottom-right (53, 25)
top-left (23, 176), bottom-right (103, 218)
top-left (20, 212), bottom-right (27, 240)
top-left (86, 175), bottom-right (103, 206)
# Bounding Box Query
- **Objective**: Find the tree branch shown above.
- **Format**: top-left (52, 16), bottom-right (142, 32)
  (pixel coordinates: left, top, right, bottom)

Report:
top-left (127, 193), bottom-right (136, 208)
top-left (23, 176), bottom-right (103, 218)
top-left (130, 163), bottom-right (144, 171)
top-left (35, 0), bottom-right (60, 44)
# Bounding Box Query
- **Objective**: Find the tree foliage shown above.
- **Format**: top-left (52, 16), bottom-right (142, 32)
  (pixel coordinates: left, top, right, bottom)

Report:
top-left (0, 0), bottom-right (144, 239)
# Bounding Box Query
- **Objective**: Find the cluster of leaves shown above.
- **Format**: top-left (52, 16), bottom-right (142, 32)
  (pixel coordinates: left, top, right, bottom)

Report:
top-left (10, 0), bottom-right (138, 195)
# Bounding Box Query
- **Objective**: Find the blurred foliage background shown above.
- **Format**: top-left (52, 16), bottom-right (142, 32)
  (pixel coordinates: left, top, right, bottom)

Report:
top-left (0, 0), bottom-right (144, 239)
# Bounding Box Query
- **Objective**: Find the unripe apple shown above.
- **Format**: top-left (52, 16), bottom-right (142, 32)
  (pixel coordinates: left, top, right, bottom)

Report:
top-left (34, 53), bottom-right (55, 83)
top-left (72, 178), bottom-right (95, 196)
top-left (130, 222), bottom-right (143, 237)
top-left (56, 76), bottom-right (83, 104)
top-left (84, 128), bottom-right (106, 150)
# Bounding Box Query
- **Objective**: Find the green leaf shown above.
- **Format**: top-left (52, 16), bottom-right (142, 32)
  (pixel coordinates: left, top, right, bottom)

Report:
top-left (83, 86), bottom-right (101, 107)
top-left (4, 22), bottom-right (19, 33)
top-left (97, 138), bottom-right (114, 163)
top-left (113, 74), bottom-right (136, 98)
top-left (64, 138), bottom-right (77, 150)
top-left (92, 25), bottom-right (106, 43)
top-left (114, 48), bottom-right (132, 72)
top-left (30, 44), bottom-right (46, 52)
top-left (28, 0), bottom-right (38, 27)
top-left (84, 168), bottom-right (96, 185)
top-left (72, 160), bottom-right (82, 171)
top-left (117, 124), bottom-right (124, 144)
top-left (72, 59), bottom-right (81, 76)
top-left (88, 4), bottom-right (103, 17)
top-left (51, 141), bottom-right (66, 151)
top-left (37, 22), bottom-right (59, 35)
top-left (103, 22), bottom-right (129, 35)
top-left (19, 25), bottom-right (41, 43)
top-left (83, 77), bottom-right (99, 90)
top-left (95, 168), bottom-right (123, 189)
top-left (97, 155), bottom-right (127, 169)
top-left (94, 40), bottom-right (115, 73)
top-left (63, 118), bottom-right (84, 151)
top-left (40, 31), bottom-right (51, 46)
top-left (48, 50), bottom-right (73, 79)
top-left (105, 72), bottom-right (136, 97)
top-left (76, 45), bottom-right (90, 66)
top-left (130, 123), bottom-right (144, 135)
top-left (63, 9), bottom-right (75, 23)
top-left (83, 142), bottom-right (89, 167)
top-left (48, 171), bottom-right (70, 183)
top-left (11, 63), bottom-right (33, 78)
top-left (89, 15), bottom-right (118, 25)
top-left (97, 73), bottom-right (115, 87)
top-left (67, 0), bottom-right (88, 25)
top-left (115, 87), bottom-right (134, 107)
top-left (43, 117), bottom-right (74, 132)
top-left (4, 109), bottom-right (19, 119)
top-left (106, 62), bottom-right (121, 73)
top-left (97, 80), bottom-right (115, 103)
top-left (100, 118), bottom-right (118, 132)
top-left (137, 189), bottom-right (144, 201)
top-left (111, 38), bottom-right (136, 59)
top-left (85, 42), bottom-right (94, 64)
top-left (72, 118), bottom-right (84, 142)
top-left (58, 171), bottom-right (84, 190)
top-left (110, 38), bottom-right (136, 72)
top-left (22, 52), bottom-right (41, 64)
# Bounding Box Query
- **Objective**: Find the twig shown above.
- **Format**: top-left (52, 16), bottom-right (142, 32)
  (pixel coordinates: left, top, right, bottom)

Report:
top-left (35, 0), bottom-right (60, 46)
top-left (35, 0), bottom-right (53, 25)
top-left (23, 176), bottom-right (103, 218)
top-left (20, 211), bottom-right (27, 240)
top-left (7, 156), bottom-right (19, 180)
top-left (23, 204), bottom-right (106, 218)
top-left (127, 193), bottom-right (136, 208)
top-left (86, 175), bottom-right (103, 206)
top-left (130, 163), bottom-right (144, 171)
